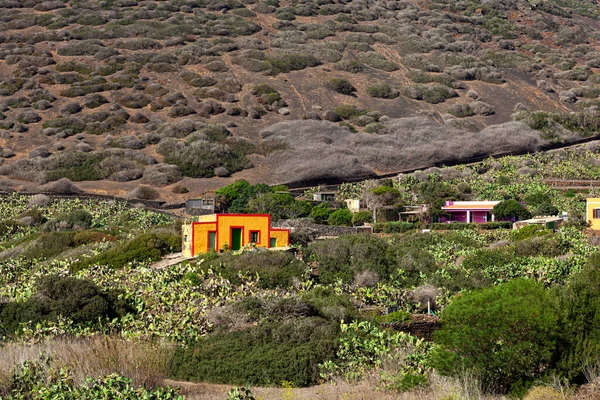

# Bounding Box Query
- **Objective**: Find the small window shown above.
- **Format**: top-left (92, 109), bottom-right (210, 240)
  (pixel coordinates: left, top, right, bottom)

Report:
top-left (270, 238), bottom-right (277, 248)
top-left (594, 209), bottom-right (600, 219)
top-left (250, 231), bottom-right (260, 244)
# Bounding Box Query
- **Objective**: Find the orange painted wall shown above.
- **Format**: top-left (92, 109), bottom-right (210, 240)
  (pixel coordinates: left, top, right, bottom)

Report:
top-left (217, 214), bottom-right (270, 250)
top-left (270, 229), bottom-right (290, 247)
top-left (192, 221), bottom-right (217, 256)
top-left (186, 214), bottom-right (291, 256)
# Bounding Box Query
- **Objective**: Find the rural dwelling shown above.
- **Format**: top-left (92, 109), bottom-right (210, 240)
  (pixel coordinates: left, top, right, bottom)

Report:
top-left (345, 199), bottom-right (361, 213)
top-left (313, 192), bottom-right (336, 202)
top-left (513, 216), bottom-right (563, 231)
top-left (182, 214), bottom-right (290, 257)
top-left (586, 198), bottom-right (600, 229)
top-left (441, 201), bottom-right (500, 223)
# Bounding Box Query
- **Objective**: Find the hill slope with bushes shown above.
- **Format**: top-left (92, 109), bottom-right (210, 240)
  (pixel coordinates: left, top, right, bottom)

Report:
top-left (1, 0), bottom-right (600, 194)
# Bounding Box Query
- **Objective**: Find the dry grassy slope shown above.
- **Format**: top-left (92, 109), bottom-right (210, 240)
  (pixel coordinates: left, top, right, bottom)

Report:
top-left (0, 0), bottom-right (598, 197)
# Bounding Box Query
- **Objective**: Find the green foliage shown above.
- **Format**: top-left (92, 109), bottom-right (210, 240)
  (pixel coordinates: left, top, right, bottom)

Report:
top-left (71, 233), bottom-right (180, 271)
top-left (0, 275), bottom-right (131, 337)
top-left (378, 310), bottom-right (411, 323)
top-left (431, 222), bottom-right (477, 230)
top-left (306, 234), bottom-right (393, 284)
top-left (43, 209), bottom-right (93, 231)
top-left (327, 208), bottom-right (353, 226)
top-left (319, 320), bottom-right (431, 381)
top-left (383, 222), bottom-right (415, 233)
top-left (169, 291), bottom-right (351, 387)
top-left (334, 104), bottom-right (366, 120)
top-left (205, 251), bottom-right (306, 289)
top-left (352, 211), bottom-right (372, 226)
top-left (326, 78), bottom-right (356, 95)
top-left (433, 279), bottom-right (559, 394)
top-left (493, 199), bottom-right (532, 221)
top-left (7, 358), bottom-right (182, 399)
top-left (245, 192), bottom-right (311, 221)
top-left (555, 252), bottom-right (600, 382)
top-left (367, 82), bottom-right (399, 99)
top-left (228, 386), bottom-right (255, 400)
top-left (510, 225), bottom-right (551, 241)
top-left (310, 203), bottom-right (333, 225)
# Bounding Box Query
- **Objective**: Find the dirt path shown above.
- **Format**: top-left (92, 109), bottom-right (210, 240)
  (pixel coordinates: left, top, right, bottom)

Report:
top-left (164, 379), bottom-right (403, 400)
top-left (150, 253), bottom-right (191, 270)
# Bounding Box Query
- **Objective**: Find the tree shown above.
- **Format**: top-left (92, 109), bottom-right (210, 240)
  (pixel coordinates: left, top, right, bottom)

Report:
top-left (327, 208), bottom-right (353, 226)
top-left (246, 192), bottom-right (311, 221)
top-left (555, 252), bottom-right (600, 383)
top-left (535, 202), bottom-right (559, 216)
top-left (433, 279), bottom-right (559, 394)
top-left (363, 184), bottom-right (400, 224)
top-left (310, 203), bottom-right (333, 225)
top-left (492, 199), bottom-right (531, 221)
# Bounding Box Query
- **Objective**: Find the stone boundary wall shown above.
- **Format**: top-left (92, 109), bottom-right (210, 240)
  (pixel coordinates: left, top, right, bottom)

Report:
top-left (275, 218), bottom-right (372, 238)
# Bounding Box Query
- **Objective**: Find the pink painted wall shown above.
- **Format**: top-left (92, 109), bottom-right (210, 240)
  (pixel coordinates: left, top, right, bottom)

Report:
top-left (472, 211), bottom-right (488, 223)
top-left (449, 211), bottom-right (467, 222)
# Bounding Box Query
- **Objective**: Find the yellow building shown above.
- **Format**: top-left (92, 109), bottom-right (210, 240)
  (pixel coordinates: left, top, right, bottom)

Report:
top-left (182, 214), bottom-right (291, 257)
top-left (587, 198), bottom-right (600, 229)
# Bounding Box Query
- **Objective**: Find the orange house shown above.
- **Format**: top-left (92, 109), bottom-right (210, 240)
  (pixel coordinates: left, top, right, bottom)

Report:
top-left (182, 214), bottom-right (291, 257)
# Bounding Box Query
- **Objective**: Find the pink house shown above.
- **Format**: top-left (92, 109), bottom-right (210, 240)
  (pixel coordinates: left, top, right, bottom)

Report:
top-left (441, 201), bottom-right (500, 223)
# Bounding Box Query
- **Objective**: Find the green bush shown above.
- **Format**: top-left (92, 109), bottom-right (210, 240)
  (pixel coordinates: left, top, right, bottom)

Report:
top-left (493, 199), bottom-right (532, 221)
top-left (306, 235), bottom-right (393, 284)
top-left (431, 222), bottom-right (476, 230)
top-left (555, 252), bottom-right (600, 382)
top-left (326, 78), bottom-right (356, 95)
top-left (433, 279), bottom-right (559, 394)
top-left (510, 224), bottom-right (551, 241)
top-left (327, 209), bottom-right (353, 226)
top-left (0, 275), bottom-right (131, 337)
top-left (383, 222), bottom-right (415, 233)
top-left (310, 203), bottom-right (333, 225)
top-left (43, 209), bottom-right (93, 231)
top-left (352, 211), bottom-right (372, 226)
top-left (367, 82), bottom-right (399, 99)
top-left (479, 222), bottom-right (512, 230)
top-left (334, 104), bottom-right (365, 120)
top-left (70, 233), bottom-right (181, 271)
top-left (205, 251), bottom-right (306, 289)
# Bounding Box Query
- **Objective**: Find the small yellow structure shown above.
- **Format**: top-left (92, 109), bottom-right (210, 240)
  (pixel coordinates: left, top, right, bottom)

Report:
top-left (182, 214), bottom-right (291, 257)
top-left (587, 198), bottom-right (600, 230)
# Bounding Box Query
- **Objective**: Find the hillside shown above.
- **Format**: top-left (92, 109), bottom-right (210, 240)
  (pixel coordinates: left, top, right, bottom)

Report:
top-left (1, 0), bottom-right (600, 197)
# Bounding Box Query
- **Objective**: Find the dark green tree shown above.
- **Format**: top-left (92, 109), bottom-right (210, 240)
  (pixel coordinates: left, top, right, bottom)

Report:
top-left (327, 208), bottom-right (353, 226)
top-left (555, 252), bottom-right (600, 383)
top-left (492, 199), bottom-right (531, 221)
top-left (433, 279), bottom-right (559, 394)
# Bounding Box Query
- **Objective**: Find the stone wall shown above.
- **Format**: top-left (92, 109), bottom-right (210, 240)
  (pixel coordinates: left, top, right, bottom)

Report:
top-left (275, 218), bottom-right (372, 239)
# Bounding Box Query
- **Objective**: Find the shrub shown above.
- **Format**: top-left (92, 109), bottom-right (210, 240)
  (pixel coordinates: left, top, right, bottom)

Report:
top-left (127, 185), bottom-right (160, 200)
top-left (352, 211), bottom-right (372, 226)
top-left (43, 209), bottom-right (93, 232)
top-left (493, 199), bottom-right (531, 221)
top-left (433, 279), bottom-right (559, 394)
top-left (334, 104), bottom-right (365, 120)
top-left (555, 252), bottom-right (600, 382)
top-left (205, 251), bottom-right (306, 289)
top-left (71, 233), bottom-right (181, 271)
top-left (383, 222), bottom-right (415, 233)
top-left (431, 222), bottom-right (476, 230)
top-left (446, 103), bottom-right (474, 118)
top-left (309, 203), bottom-right (333, 224)
top-left (39, 178), bottom-right (82, 194)
top-left (327, 208), bottom-right (353, 226)
top-left (326, 78), bottom-right (356, 95)
top-left (168, 318), bottom-right (338, 387)
top-left (306, 235), bottom-right (393, 284)
top-left (367, 82), bottom-right (399, 99)
top-left (0, 275), bottom-right (131, 336)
